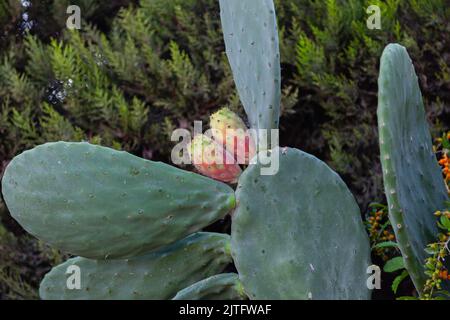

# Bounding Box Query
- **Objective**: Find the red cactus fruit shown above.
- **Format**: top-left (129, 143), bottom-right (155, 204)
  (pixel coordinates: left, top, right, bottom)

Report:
top-left (210, 107), bottom-right (256, 164)
top-left (188, 134), bottom-right (242, 183)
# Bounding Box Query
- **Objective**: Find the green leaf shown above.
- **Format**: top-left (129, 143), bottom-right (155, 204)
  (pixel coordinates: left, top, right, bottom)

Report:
top-left (424, 246), bottom-right (438, 255)
top-left (372, 241), bottom-right (398, 249)
top-left (368, 203), bottom-right (387, 210)
top-left (392, 270), bottom-right (409, 294)
top-left (384, 257), bottom-right (405, 273)
top-left (441, 133), bottom-right (450, 149)
top-left (440, 215), bottom-right (450, 230)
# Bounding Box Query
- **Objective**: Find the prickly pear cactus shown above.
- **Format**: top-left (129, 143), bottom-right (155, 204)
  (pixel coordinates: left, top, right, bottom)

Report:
top-left (219, 0), bottom-right (281, 135)
top-left (173, 273), bottom-right (246, 300)
top-left (232, 147), bottom-right (372, 299)
top-left (377, 43), bottom-right (449, 293)
top-left (2, 142), bottom-right (235, 259)
top-left (40, 233), bottom-right (231, 300)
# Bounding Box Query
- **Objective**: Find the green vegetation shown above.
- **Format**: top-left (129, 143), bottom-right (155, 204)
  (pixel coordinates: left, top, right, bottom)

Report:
top-left (0, 0), bottom-right (449, 299)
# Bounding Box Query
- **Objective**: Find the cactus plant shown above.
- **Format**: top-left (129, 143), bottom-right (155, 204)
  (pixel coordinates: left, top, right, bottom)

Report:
top-left (2, 141), bottom-right (235, 259)
top-left (173, 273), bottom-right (246, 300)
top-left (1, 0), bottom-right (377, 300)
top-left (40, 233), bottom-right (231, 300)
top-left (377, 43), bottom-right (450, 294)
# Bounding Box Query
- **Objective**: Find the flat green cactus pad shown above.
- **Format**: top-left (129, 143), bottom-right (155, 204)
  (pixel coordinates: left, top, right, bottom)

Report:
top-left (173, 273), bottom-right (246, 300)
top-left (219, 0), bottom-right (281, 133)
top-left (39, 232), bottom-right (231, 300)
top-left (231, 147), bottom-right (371, 299)
top-left (2, 142), bottom-right (235, 259)
top-left (377, 44), bottom-right (449, 293)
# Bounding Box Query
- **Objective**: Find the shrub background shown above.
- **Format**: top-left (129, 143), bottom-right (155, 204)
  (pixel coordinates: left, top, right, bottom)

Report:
top-left (0, 0), bottom-right (449, 299)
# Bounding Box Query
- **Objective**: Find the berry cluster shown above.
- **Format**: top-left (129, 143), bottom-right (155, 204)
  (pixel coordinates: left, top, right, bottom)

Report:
top-left (422, 210), bottom-right (450, 299)
top-left (435, 131), bottom-right (450, 192)
top-left (366, 204), bottom-right (396, 261)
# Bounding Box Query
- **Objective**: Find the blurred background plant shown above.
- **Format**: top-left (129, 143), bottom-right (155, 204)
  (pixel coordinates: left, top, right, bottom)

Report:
top-left (0, 0), bottom-right (449, 299)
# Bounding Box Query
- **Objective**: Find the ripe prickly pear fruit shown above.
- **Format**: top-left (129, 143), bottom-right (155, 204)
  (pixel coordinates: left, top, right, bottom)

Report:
top-left (188, 134), bottom-right (242, 183)
top-left (210, 107), bottom-right (256, 164)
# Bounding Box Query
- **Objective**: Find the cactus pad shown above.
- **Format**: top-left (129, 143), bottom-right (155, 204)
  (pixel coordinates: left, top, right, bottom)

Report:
top-left (377, 44), bottom-right (449, 293)
top-left (231, 147), bottom-right (371, 299)
top-left (219, 0), bottom-right (281, 132)
top-left (2, 142), bottom-right (235, 259)
top-left (173, 273), bottom-right (246, 300)
top-left (39, 232), bottom-right (231, 300)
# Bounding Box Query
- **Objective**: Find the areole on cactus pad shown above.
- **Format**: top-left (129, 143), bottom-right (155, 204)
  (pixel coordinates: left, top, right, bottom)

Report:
top-left (4, 0), bottom-right (448, 301)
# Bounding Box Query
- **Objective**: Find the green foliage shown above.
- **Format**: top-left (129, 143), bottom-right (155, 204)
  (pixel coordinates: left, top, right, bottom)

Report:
top-left (397, 208), bottom-right (450, 300)
top-left (1, 0), bottom-right (450, 300)
top-left (283, 0), bottom-right (450, 207)
top-left (1, 0), bottom-right (449, 204)
top-left (0, 1), bottom-right (22, 51)
top-left (0, 223), bottom-right (67, 300)
top-left (420, 178), bottom-right (450, 299)
top-left (383, 257), bottom-right (405, 273)
top-left (2, 0), bottom-right (373, 300)
top-left (392, 270), bottom-right (409, 294)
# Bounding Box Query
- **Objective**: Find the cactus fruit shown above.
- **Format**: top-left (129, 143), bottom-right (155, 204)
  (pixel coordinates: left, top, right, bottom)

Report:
top-left (231, 147), bottom-right (372, 299)
top-left (377, 44), bottom-right (449, 294)
top-left (173, 273), bottom-right (247, 300)
top-left (39, 233), bottom-right (232, 300)
top-left (1, 142), bottom-right (236, 259)
top-left (210, 107), bottom-right (256, 164)
top-left (188, 134), bottom-right (242, 183)
top-left (219, 0), bottom-right (281, 138)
